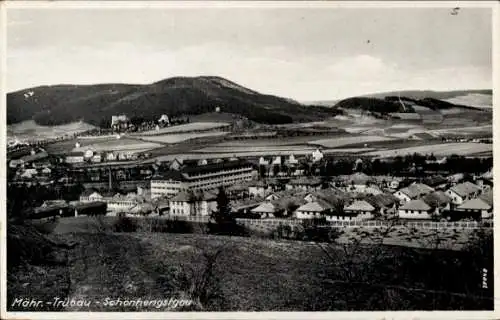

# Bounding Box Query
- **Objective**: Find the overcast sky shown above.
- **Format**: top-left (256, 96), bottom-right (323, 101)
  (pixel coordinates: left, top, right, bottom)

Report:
top-left (7, 6), bottom-right (492, 100)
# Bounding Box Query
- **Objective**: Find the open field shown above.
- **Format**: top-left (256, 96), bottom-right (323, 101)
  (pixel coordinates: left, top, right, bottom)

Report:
top-left (443, 93), bottom-right (493, 110)
top-left (44, 137), bottom-right (117, 154)
top-left (310, 135), bottom-right (394, 148)
top-left (196, 145), bottom-right (317, 154)
top-left (336, 225), bottom-right (476, 251)
top-left (7, 120), bottom-right (96, 142)
top-left (7, 216), bottom-right (490, 311)
top-left (73, 137), bottom-right (162, 153)
top-left (139, 131), bottom-right (229, 144)
top-left (364, 142), bottom-right (492, 157)
top-left (136, 122), bottom-right (230, 136)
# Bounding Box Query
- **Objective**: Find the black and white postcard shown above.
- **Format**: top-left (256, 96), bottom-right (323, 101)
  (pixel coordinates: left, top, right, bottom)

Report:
top-left (1, 1), bottom-right (498, 319)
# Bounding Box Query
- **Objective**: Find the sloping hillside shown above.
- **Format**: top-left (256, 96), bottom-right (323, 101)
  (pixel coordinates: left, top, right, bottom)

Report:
top-left (7, 76), bottom-right (339, 126)
top-left (363, 89), bottom-right (492, 100)
top-left (308, 89), bottom-right (492, 108)
top-left (333, 93), bottom-right (491, 115)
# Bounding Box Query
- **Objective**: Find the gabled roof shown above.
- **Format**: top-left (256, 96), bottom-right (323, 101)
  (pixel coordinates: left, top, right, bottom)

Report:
top-left (423, 175), bottom-right (447, 187)
top-left (71, 201), bottom-right (107, 209)
top-left (251, 202), bottom-right (277, 213)
top-left (450, 182), bottom-right (481, 197)
top-left (20, 151), bottom-right (49, 163)
top-left (399, 199), bottom-right (431, 211)
top-left (153, 170), bottom-right (188, 182)
top-left (344, 200), bottom-right (375, 212)
top-left (458, 198), bottom-right (492, 211)
top-left (479, 190), bottom-right (494, 206)
top-left (365, 193), bottom-right (399, 208)
top-left (170, 191), bottom-right (193, 202)
top-left (182, 159), bottom-right (251, 176)
top-left (481, 170), bottom-right (493, 180)
top-left (307, 188), bottom-right (344, 202)
top-left (249, 180), bottom-right (269, 188)
top-left (296, 201), bottom-right (327, 212)
top-left (348, 172), bottom-right (373, 185)
top-left (67, 151), bottom-right (85, 157)
top-left (288, 177), bottom-right (322, 186)
top-left (398, 183), bottom-right (434, 199)
top-left (81, 189), bottom-right (97, 197)
top-left (197, 191), bottom-right (218, 201)
top-left (100, 191), bottom-right (115, 198)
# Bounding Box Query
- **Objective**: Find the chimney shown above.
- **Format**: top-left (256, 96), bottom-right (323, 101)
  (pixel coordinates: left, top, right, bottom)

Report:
top-left (108, 167), bottom-right (112, 191)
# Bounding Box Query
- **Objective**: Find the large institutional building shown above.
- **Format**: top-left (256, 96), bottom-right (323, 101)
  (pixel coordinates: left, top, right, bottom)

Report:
top-left (151, 159), bottom-right (254, 199)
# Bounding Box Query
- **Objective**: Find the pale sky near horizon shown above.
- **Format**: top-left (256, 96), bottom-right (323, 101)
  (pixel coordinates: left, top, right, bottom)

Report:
top-left (7, 6), bottom-right (492, 101)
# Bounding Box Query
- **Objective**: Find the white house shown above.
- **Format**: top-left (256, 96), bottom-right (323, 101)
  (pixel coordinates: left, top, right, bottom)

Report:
top-left (198, 159), bottom-right (208, 166)
top-left (295, 201), bottom-right (327, 219)
top-left (80, 190), bottom-right (104, 202)
top-left (169, 191), bottom-right (217, 216)
top-left (159, 114), bottom-right (170, 125)
top-left (265, 193), bottom-right (282, 201)
top-left (84, 149), bottom-right (94, 159)
top-left (248, 180), bottom-right (275, 198)
top-left (9, 159), bottom-right (25, 169)
top-left (287, 154), bottom-right (299, 165)
top-left (20, 168), bottom-right (38, 179)
top-left (393, 183), bottom-right (434, 203)
top-left (65, 152), bottom-right (85, 164)
top-left (286, 177), bottom-right (322, 192)
top-left (251, 202), bottom-right (279, 218)
top-left (398, 199), bottom-right (433, 220)
top-left (446, 181), bottom-right (482, 206)
top-left (311, 149), bottom-right (324, 162)
top-left (91, 154), bottom-right (102, 163)
top-left (389, 179), bottom-right (400, 190)
top-left (342, 200), bottom-right (376, 221)
top-left (259, 157), bottom-right (270, 166)
top-left (343, 172), bottom-right (372, 192)
top-left (456, 198), bottom-right (493, 219)
top-left (169, 158), bottom-right (184, 171)
top-left (106, 152), bottom-right (117, 162)
top-left (447, 173), bottom-right (465, 185)
top-left (272, 156), bottom-right (282, 166)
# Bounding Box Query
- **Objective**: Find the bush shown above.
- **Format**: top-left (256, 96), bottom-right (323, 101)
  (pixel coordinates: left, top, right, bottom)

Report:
top-left (113, 216), bottom-right (138, 232)
top-left (139, 218), bottom-right (195, 234)
top-left (207, 220), bottom-right (248, 237)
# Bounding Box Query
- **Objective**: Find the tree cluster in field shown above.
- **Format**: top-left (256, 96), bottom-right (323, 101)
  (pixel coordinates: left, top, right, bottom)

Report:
top-left (259, 154), bottom-right (492, 178)
top-left (7, 183), bottom-right (85, 221)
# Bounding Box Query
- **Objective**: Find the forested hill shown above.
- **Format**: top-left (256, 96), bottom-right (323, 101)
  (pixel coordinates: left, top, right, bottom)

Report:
top-left (7, 76), bottom-right (340, 126)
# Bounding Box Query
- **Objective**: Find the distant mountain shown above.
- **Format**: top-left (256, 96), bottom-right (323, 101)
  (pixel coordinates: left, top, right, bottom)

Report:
top-left (362, 89), bottom-right (492, 100)
top-left (7, 76), bottom-right (339, 126)
top-left (332, 89), bottom-right (492, 114)
top-left (307, 89), bottom-right (492, 108)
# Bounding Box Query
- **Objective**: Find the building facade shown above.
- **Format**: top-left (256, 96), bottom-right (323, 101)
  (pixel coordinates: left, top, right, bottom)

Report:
top-left (151, 160), bottom-right (253, 199)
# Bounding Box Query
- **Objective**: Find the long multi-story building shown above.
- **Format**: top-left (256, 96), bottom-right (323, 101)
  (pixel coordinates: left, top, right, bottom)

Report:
top-left (151, 159), bottom-right (254, 199)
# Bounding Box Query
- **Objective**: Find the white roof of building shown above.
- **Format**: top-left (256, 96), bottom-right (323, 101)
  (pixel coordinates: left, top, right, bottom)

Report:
top-left (251, 202), bottom-right (277, 213)
top-left (344, 200), bottom-right (375, 212)
top-left (450, 182), bottom-right (481, 197)
top-left (296, 201), bottom-right (326, 212)
top-left (398, 183), bottom-right (434, 199)
top-left (399, 199), bottom-right (431, 211)
top-left (458, 198), bottom-right (492, 211)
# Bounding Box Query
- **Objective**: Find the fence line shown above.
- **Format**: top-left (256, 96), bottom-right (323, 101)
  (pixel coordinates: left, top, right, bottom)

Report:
top-left (234, 218), bottom-right (489, 230)
top-left (135, 215), bottom-right (490, 229)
